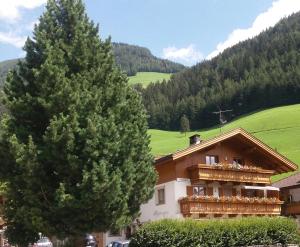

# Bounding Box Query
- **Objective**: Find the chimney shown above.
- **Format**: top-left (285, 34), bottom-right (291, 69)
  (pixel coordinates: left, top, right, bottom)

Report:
top-left (189, 134), bottom-right (201, 146)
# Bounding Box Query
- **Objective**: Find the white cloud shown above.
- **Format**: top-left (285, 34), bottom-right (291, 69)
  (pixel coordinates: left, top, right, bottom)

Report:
top-left (0, 31), bottom-right (26, 48)
top-left (0, 1), bottom-right (45, 48)
top-left (207, 0), bottom-right (300, 59)
top-left (26, 20), bottom-right (40, 31)
top-left (162, 44), bottom-right (203, 66)
top-left (0, 0), bottom-right (46, 22)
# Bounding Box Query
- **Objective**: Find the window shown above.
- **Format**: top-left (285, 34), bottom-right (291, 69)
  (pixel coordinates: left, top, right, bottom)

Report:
top-left (157, 188), bottom-right (165, 205)
top-left (193, 186), bottom-right (205, 196)
top-left (233, 158), bottom-right (244, 167)
top-left (206, 155), bottom-right (219, 165)
top-left (245, 189), bottom-right (256, 198)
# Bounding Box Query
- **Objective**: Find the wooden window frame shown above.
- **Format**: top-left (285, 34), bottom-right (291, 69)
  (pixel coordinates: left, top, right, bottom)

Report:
top-left (156, 187), bottom-right (165, 205)
top-left (193, 185), bottom-right (206, 196)
top-left (205, 155), bottom-right (219, 165)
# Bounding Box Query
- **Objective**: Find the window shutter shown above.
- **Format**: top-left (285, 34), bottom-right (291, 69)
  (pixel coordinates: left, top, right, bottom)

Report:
top-left (241, 189), bottom-right (246, 197)
top-left (155, 189), bottom-right (158, 204)
top-left (219, 187), bottom-right (223, 197)
top-left (186, 186), bottom-right (193, 196)
top-left (207, 187), bottom-right (213, 196)
top-left (232, 188), bottom-right (237, 196)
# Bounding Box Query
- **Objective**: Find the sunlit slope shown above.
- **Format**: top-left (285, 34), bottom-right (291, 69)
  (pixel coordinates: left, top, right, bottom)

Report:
top-left (128, 72), bottom-right (171, 87)
top-left (149, 104), bottom-right (300, 180)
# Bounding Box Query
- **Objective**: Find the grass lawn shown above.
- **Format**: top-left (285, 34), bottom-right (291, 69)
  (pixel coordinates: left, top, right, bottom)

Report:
top-left (149, 104), bottom-right (300, 181)
top-left (128, 72), bottom-right (171, 87)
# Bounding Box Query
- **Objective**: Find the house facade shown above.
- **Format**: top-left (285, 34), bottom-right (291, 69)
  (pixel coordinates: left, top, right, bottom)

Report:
top-left (97, 128), bottom-right (298, 247)
top-left (273, 172), bottom-right (300, 222)
top-left (140, 128), bottom-right (297, 222)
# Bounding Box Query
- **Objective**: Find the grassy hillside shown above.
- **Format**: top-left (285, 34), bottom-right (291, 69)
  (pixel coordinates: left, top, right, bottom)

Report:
top-left (128, 72), bottom-right (171, 87)
top-left (149, 104), bottom-right (300, 181)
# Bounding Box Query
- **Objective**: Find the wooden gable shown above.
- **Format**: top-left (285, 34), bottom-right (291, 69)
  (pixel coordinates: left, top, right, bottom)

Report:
top-left (155, 128), bottom-right (297, 174)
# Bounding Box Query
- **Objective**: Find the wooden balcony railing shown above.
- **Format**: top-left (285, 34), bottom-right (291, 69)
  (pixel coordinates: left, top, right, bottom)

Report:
top-left (188, 164), bottom-right (274, 184)
top-left (283, 202), bottom-right (300, 215)
top-left (179, 196), bottom-right (283, 217)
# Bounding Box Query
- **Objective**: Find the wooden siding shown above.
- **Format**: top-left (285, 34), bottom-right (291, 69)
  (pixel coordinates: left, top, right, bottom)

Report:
top-left (169, 128), bottom-right (297, 172)
top-left (189, 164), bottom-right (273, 184)
top-left (156, 138), bottom-right (279, 185)
top-left (156, 161), bottom-right (177, 184)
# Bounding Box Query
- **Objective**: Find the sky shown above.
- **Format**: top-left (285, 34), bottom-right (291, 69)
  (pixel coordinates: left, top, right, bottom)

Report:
top-left (0, 0), bottom-right (300, 66)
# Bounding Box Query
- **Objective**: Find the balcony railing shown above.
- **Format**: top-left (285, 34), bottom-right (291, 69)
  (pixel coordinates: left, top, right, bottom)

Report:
top-left (179, 196), bottom-right (283, 217)
top-left (283, 201), bottom-right (300, 215)
top-left (188, 164), bottom-right (274, 184)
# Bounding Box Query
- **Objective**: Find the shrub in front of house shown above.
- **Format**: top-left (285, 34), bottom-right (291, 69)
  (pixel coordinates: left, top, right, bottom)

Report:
top-left (129, 217), bottom-right (300, 247)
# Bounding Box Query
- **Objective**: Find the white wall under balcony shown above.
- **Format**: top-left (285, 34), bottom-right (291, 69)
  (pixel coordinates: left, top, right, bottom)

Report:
top-left (139, 178), bottom-right (191, 223)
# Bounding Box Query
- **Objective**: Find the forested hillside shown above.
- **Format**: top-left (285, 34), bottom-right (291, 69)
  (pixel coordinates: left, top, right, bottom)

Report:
top-left (0, 43), bottom-right (184, 85)
top-left (141, 12), bottom-right (300, 130)
top-left (113, 43), bottom-right (185, 76)
top-left (0, 59), bottom-right (20, 85)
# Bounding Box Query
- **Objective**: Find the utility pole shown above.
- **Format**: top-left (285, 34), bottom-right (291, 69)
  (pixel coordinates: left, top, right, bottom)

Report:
top-left (212, 107), bottom-right (233, 133)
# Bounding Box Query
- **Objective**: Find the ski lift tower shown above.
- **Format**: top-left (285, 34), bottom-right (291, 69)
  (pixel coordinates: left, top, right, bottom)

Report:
top-left (212, 107), bottom-right (233, 133)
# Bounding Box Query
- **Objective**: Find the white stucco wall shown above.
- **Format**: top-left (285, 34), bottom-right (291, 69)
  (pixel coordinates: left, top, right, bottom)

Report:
top-left (102, 178), bottom-right (190, 246)
top-left (139, 178), bottom-right (191, 223)
top-left (289, 188), bottom-right (300, 202)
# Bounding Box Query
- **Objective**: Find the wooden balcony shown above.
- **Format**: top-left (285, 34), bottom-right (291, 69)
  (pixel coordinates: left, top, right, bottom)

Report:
top-left (283, 202), bottom-right (300, 215)
top-left (179, 196), bottom-right (283, 217)
top-left (188, 164), bottom-right (274, 184)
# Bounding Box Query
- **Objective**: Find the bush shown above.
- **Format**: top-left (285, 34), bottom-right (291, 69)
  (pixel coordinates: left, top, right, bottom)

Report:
top-left (129, 217), bottom-right (300, 247)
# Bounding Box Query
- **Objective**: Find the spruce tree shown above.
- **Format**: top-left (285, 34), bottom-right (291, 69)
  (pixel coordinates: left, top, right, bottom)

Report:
top-left (0, 0), bottom-right (156, 245)
top-left (180, 115), bottom-right (190, 136)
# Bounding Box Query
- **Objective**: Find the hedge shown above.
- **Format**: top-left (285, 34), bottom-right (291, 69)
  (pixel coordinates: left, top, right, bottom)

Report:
top-left (129, 217), bottom-right (300, 247)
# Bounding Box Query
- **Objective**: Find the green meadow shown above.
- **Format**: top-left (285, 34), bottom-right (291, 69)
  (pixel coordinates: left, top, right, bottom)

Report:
top-left (149, 104), bottom-right (300, 181)
top-left (128, 72), bottom-right (171, 87)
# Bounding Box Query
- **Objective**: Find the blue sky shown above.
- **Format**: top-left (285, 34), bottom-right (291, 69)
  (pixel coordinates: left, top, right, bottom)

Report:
top-left (0, 0), bottom-right (299, 65)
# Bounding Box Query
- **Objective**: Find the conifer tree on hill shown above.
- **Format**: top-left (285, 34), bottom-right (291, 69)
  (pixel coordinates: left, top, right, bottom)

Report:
top-left (180, 115), bottom-right (190, 136)
top-left (0, 0), bottom-right (156, 245)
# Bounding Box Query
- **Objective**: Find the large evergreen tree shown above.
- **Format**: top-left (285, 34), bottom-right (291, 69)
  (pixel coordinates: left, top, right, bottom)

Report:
top-left (0, 0), bottom-right (156, 245)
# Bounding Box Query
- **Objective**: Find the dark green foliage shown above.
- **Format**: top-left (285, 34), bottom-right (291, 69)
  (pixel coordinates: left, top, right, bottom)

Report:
top-left (0, 0), bottom-right (156, 245)
top-left (129, 217), bottom-right (300, 247)
top-left (142, 12), bottom-right (300, 130)
top-left (0, 43), bottom-right (185, 86)
top-left (180, 115), bottom-right (190, 135)
top-left (113, 43), bottom-right (185, 76)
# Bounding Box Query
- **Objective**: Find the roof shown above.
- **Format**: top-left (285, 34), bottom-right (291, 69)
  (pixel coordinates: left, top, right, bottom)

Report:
top-left (155, 128), bottom-right (298, 173)
top-left (272, 172), bottom-right (300, 189)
